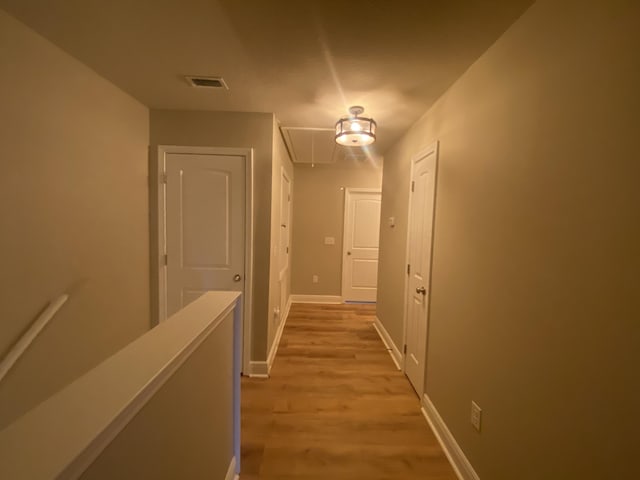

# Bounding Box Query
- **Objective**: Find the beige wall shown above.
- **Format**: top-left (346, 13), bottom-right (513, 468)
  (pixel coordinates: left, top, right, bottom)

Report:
top-left (149, 110), bottom-right (274, 360)
top-left (292, 161), bottom-right (382, 296)
top-left (378, 0), bottom-right (640, 478)
top-left (0, 10), bottom-right (150, 429)
top-left (267, 123), bottom-right (294, 352)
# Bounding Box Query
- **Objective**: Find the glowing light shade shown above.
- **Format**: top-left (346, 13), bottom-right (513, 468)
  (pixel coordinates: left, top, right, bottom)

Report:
top-left (335, 106), bottom-right (376, 146)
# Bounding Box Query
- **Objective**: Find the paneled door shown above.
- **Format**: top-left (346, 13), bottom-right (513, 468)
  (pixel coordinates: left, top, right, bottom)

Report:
top-left (164, 152), bottom-right (245, 317)
top-left (404, 142), bottom-right (438, 395)
top-left (342, 189), bottom-right (382, 302)
top-left (279, 169), bottom-right (291, 279)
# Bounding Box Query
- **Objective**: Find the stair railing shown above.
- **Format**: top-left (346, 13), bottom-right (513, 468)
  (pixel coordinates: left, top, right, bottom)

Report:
top-left (0, 294), bottom-right (69, 383)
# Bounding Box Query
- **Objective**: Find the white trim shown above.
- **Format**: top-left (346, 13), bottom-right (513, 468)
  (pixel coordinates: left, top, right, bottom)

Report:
top-left (232, 304), bottom-right (242, 474)
top-left (402, 140), bottom-right (439, 395)
top-left (244, 151), bottom-right (255, 376)
top-left (248, 361), bottom-right (269, 378)
top-left (267, 295), bottom-right (292, 373)
top-left (0, 294), bottom-right (68, 384)
top-left (156, 148), bottom-right (168, 323)
top-left (282, 295), bottom-right (292, 325)
top-left (290, 294), bottom-right (343, 304)
top-left (372, 317), bottom-right (402, 370)
top-left (421, 394), bottom-right (480, 480)
top-left (225, 456), bottom-right (237, 480)
top-left (155, 145), bottom-right (254, 376)
top-left (279, 167), bottom-right (292, 280)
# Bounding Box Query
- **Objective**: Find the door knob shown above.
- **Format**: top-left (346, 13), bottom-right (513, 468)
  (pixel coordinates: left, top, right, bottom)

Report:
top-left (347, 251), bottom-right (352, 256)
top-left (416, 286), bottom-right (426, 295)
top-left (233, 274), bottom-right (242, 282)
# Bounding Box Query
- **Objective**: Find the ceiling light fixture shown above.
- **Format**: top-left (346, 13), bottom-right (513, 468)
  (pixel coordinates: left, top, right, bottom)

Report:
top-left (335, 106), bottom-right (376, 146)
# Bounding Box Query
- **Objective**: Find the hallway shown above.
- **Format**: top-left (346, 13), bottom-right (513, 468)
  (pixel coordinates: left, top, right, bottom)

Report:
top-left (241, 303), bottom-right (457, 480)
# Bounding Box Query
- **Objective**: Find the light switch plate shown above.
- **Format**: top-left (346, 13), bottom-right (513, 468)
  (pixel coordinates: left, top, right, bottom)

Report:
top-left (324, 236), bottom-right (335, 245)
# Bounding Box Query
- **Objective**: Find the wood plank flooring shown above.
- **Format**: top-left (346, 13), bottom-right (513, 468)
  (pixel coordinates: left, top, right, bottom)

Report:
top-left (241, 303), bottom-right (457, 480)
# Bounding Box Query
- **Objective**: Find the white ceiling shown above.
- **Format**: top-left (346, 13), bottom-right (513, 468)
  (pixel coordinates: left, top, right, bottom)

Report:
top-left (0, 0), bottom-right (533, 156)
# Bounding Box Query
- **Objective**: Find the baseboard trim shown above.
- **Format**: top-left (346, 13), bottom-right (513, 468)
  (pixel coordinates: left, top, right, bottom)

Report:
top-left (267, 296), bottom-right (292, 374)
top-left (421, 395), bottom-right (480, 480)
top-left (282, 295), bottom-right (292, 324)
top-left (225, 456), bottom-right (237, 480)
top-left (290, 294), bottom-right (343, 304)
top-left (373, 316), bottom-right (402, 370)
top-left (248, 361), bottom-right (268, 378)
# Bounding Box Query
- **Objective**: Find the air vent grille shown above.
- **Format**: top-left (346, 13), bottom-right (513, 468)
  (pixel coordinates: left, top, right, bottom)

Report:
top-left (185, 76), bottom-right (228, 89)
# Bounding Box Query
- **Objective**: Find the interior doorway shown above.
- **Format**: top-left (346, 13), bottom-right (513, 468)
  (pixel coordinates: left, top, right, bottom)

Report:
top-left (403, 142), bottom-right (439, 395)
top-left (156, 145), bottom-right (253, 373)
top-left (279, 168), bottom-right (292, 314)
top-left (341, 188), bottom-right (382, 302)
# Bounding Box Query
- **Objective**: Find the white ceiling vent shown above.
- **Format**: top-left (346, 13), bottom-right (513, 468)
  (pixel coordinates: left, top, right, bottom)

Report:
top-left (185, 76), bottom-right (229, 89)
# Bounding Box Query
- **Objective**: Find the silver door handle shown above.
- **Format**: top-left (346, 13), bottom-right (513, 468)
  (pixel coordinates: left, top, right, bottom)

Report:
top-left (416, 286), bottom-right (426, 295)
top-left (347, 251), bottom-right (351, 256)
top-left (233, 274), bottom-right (242, 282)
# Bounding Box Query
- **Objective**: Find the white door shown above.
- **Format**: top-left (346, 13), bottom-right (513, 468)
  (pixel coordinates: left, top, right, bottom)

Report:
top-left (342, 189), bottom-right (382, 302)
top-left (279, 170), bottom-right (292, 317)
top-left (279, 170), bottom-right (291, 278)
top-left (165, 152), bottom-right (245, 316)
top-left (405, 143), bottom-right (438, 395)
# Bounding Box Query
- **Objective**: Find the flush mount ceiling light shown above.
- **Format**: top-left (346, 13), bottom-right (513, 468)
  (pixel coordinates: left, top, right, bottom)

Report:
top-left (335, 106), bottom-right (377, 146)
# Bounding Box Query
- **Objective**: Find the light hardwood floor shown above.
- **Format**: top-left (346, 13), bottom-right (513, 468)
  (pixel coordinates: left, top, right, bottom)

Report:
top-left (241, 303), bottom-right (457, 480)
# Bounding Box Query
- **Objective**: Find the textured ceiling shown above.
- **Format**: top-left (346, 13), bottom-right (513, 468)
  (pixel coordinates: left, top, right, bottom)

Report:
top-left (0, 0), bottom-right (533, 155)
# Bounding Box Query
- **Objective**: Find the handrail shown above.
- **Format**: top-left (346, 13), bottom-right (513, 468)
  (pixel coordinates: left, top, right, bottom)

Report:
top-left (0, 294), bottom-right (69, 383)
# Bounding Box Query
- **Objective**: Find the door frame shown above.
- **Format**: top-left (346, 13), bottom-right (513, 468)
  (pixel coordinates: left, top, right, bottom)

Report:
top-left (279, 166), bottom-right (292, 281)
top-left (341, 187), bottom-right (382, 302)
top-left (401, 141), bottom-right (439, 388)
top-left (155, 145), bottom-right (254, 374)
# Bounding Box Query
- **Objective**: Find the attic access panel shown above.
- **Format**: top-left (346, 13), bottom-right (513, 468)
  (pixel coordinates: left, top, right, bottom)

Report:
top-left (281, 127), bottom-right (372, 165)
top-left (281, 127), bottom-right (335, 164)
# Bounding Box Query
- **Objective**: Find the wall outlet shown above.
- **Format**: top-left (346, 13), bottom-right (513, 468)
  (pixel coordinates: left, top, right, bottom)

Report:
top-left (471, 401), bottom-right (482, 432)
top-left (312, 275), bottom-right (319, 283)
